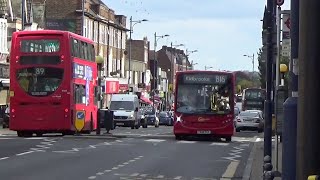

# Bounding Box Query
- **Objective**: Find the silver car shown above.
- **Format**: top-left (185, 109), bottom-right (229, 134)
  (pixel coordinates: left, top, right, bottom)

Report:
top-left (235, 110), bottom-right (264, 133)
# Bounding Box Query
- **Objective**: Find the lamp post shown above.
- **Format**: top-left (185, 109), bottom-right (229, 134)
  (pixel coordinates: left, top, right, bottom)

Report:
top-left (243, 54), bottom-right (255, 74)
top-left (185, 49), bottom-right (198, 71)
top-left (128, 16), bottom-right (148, 86)
top-left (170, 42), bottom-right (184, 89)
top-left (153, 32), bottom-right (169, 110)
top-left (95, 56), bottom-right (104, 135)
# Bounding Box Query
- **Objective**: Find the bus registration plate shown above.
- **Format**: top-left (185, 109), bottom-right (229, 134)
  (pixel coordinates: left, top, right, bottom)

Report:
top-left (197, 130), bottom-right (211, 134)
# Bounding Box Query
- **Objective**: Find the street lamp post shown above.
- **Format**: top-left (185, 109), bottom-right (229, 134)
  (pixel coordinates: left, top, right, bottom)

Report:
top-left (185, 49), bottom-right (198, 71)
top-left (153, 32), bottom-right (169, 110)
top-left (170, 42), bottom-right (184, 89)
top-left (128, 16), bottom-right (148, 86)
top-left (95, 56), bottom-right (104, 135)
top-left (243, 53), bottom-right (255, 75)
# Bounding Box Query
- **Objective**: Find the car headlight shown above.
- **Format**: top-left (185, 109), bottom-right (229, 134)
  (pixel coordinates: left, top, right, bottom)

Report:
top-left (130, 114), bottom-right (134, 118)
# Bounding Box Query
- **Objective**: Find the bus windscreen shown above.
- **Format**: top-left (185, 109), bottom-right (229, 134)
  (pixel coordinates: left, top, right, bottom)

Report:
top-left (176, 73), bottom-right (232, 114)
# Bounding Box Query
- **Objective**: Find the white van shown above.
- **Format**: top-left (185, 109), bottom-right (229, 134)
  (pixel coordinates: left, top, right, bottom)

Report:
top-left (109, 94), bottom-right (141, 129)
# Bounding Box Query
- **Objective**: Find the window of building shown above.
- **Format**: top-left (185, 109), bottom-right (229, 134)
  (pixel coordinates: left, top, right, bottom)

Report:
top-left (93, 22), bottom-right (98, 43)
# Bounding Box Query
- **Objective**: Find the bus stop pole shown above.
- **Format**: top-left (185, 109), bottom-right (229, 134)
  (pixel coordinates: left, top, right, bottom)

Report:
top-left (297, 0), bottom-right (320, 179)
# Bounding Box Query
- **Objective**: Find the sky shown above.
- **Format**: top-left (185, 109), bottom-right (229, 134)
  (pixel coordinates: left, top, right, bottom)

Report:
top-left (103, 0), bottom-right (290, 71)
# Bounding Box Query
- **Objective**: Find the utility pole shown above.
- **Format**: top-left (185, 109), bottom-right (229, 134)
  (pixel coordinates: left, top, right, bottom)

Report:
top-left (297, 0), bottom-right (320, 179)
top-left (264, 0), bottom-right (275, 165)
top-left (21, 0), bottom-right (25, 30)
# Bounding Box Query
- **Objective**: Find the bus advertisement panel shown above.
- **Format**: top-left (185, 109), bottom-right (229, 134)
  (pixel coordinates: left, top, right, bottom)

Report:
top-left (173, 71), bottom-right (235, 141)
top-left (9, 30), bottom-right (97, 137)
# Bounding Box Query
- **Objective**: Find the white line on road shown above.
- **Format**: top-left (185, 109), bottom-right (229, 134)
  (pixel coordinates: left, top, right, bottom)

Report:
top-left (88, 176), bottom-right (96, 179)
top-left (210, 142), bottom-right (229, 146)
top-left (96, 172), bottom-right (104, 175)
top-left (16, 151), bottom-right (34, 156)
top-left (221, 161), bottom-right (240, 178)
top-left (0, 157), bottom-right (9, 160)
top-left (130, 173), bottom-right (139, 176)
top-left (144, 139), bottom-right (166, 143)
top-left (174, 176), bottom-right (182, 179)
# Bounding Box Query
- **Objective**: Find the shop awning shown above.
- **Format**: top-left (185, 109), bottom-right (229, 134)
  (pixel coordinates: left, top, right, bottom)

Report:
top-left (140, 96), bottom-right (152, 105)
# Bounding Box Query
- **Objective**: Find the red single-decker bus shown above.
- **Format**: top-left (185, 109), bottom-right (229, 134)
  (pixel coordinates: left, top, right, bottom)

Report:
top-left (9, 30), bottom-right (98, 137)
top-left (173, 71), bottom-right (235, 141)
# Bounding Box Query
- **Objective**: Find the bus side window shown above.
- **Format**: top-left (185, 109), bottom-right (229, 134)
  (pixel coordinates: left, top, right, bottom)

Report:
top-left (74, 84), bottom-right (85, 104)
top-left (94, 86), bottom-right (98, 105)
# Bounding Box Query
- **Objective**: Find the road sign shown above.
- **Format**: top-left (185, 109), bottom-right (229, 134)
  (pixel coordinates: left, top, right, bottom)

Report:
top-left (282, 14), bottom-right (291, 32)
top-left (276, 0), bottom-right (285, 6)
top-left (75, 110), bottom-right (85, 132)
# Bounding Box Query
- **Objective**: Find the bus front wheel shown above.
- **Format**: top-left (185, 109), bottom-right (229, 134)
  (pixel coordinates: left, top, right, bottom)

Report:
top-left (175, 135), bottom-right (183, 140)
top-left (17, 131), bottom-right (32, 137)
top-left (226, 137), bottom-right (232, 142)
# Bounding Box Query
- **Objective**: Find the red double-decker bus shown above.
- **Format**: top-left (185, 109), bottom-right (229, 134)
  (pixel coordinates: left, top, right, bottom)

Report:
top-left (9, 30), bottom-right (98, 137)
top-left (173, 71), bottom-right (235, 141)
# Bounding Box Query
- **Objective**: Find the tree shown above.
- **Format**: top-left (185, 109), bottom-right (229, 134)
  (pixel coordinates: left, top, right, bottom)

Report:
top-left (257, 48), bottom-right (266, 88)
top-left (238, 79), bottom-right (254, 90)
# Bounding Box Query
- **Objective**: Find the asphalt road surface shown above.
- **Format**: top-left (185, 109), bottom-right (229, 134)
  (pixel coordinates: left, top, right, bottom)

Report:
top-left (0, 126), bottom-right (259, 180)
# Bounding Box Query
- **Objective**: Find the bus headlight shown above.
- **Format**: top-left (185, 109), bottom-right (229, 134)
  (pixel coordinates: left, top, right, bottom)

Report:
top-left (176, 115), bottom-right (182, 122)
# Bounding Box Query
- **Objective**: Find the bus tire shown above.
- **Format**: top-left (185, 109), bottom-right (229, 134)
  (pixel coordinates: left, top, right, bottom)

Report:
top-left (17, 131), bottom-right (24, 137)
top-left (175, 135), bottom-right (183, 140)
top-left (226, 137), bottom-right (232, 142)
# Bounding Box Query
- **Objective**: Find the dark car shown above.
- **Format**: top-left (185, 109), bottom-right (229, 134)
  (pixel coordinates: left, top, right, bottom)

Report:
top-left (158, 111), bottom-right (172, 126)
top-left (144, 110), bottom-right (159, 127)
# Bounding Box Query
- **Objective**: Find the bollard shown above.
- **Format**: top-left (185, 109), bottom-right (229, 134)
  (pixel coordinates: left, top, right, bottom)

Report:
top-left (263, 155), bottom-right (274, 180)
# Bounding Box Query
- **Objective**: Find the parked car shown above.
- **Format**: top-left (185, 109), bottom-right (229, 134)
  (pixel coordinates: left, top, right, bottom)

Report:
top-left (235, 110), bottom-right (264, 133)
top-left (158, 111), bottom-right (172, 126)
top-left (144, 109), bottom-right (159, 128)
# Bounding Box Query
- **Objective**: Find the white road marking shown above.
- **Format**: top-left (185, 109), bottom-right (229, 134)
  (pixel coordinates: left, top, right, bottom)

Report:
top-left (0, 157), bottom-right (9, 160)
top-left (104, 170), bottom-right (112, 173)
top-left (140, 174), bottom-right (148, 177)
top-left (156, 175), bottom-right (165, 178)
top-left (16, 151), bottom-right (34, 156)
top-left (88, 176), bottom-right (96, 179)
top-left (210, 142), bottom-right (229, 146)
top-left (111, 167), bottom-right (118, 170)
top-left (130, 173), bottom-right (139, 176)
top-left (118, 164), bottom-right (125, 167)
top-left (144, 139), bottom-right (166, 143)
top-left (221, 161), bottom-right (240, 178)
top-left (174, 176), bottom-right (182, 179)
top-left (96, 172), bottom-right (104, 175)
top-left (25, 137), bottom-right (45, 140)
top-left (177, 140), bottom-right (196, 144)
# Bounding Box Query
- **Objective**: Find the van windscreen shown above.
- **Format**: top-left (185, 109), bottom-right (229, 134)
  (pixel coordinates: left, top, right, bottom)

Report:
top-left (110, 101), bottom-right (134, 111)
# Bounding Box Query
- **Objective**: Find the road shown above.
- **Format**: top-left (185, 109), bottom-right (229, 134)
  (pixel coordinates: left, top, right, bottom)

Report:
top-left (0, 126), bottom-right (259, 180)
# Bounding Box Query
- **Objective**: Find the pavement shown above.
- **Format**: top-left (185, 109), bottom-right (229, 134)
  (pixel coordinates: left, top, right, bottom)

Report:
top-left (249, 134), bottom-right (283, 180)
top-left (0, 125), bottom-right (265, 180)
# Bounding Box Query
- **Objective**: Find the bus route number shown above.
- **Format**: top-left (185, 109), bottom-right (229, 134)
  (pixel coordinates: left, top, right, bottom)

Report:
top-left (35, 68), bottom-right (45, 75)
top-left (215, 75), bottom-right (226, 83)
